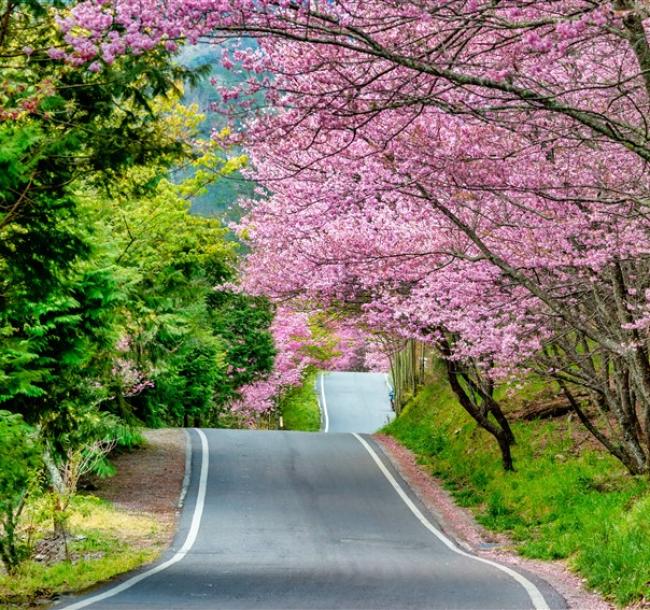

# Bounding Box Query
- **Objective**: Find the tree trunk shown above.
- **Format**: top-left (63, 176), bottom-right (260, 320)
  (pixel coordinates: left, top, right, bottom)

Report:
top-left (495, 433), bottom-right (514, 472)
top-left (42, 446), bottom-right (71, 559)
top-left (442, 355), bottom-right (516, 472)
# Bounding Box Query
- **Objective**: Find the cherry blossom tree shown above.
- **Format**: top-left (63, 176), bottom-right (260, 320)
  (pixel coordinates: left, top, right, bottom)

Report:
top-left (236, 106), bottom-right (650, 471)
top-left (51, 0), bottom-right (650, 472)
top-left (231, 306), bottom-right (371, 423)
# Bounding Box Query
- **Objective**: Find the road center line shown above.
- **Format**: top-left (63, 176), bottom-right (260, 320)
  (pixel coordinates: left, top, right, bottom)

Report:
top-left (319, 373), bottom-right (330, 433)
top-left (352, 433), bottom-right (550, 610)
top-left (59, 428), bottom-right (210, 610)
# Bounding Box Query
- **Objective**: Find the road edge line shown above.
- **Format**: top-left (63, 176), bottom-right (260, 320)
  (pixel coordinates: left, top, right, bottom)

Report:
top-left (59, 428), bottom-right (210, 610)
top-left (319, 373), bottom-right (330, 433)
top-left (178, 428), bottom-right (192, 509)
top-left (352, 433), bottom-right (550, 610)
top-left (384, 373), bottom-right (393, 393)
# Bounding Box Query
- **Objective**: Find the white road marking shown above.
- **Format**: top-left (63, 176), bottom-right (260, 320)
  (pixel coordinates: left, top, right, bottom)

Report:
top-left (384, 373), bottom-right (393, 393)
top-left (320, 373), bottom-right (330, 433)
top-left (177, 429), bottom-right (192, 509)
top-left (352, 433), bottom-right (550, 610)
top-left (59, 429), bottom-right (210, 610)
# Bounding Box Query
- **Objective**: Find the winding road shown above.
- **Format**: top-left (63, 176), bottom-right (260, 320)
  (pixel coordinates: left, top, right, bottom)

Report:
top-left (57, 372), bottom-right (565, 610)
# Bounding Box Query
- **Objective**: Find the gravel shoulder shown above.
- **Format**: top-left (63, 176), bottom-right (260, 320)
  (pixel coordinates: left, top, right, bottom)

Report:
top-left (91, 428), bottom-right (187, 544)
top-left (374, 434), bottom-right (613, 610)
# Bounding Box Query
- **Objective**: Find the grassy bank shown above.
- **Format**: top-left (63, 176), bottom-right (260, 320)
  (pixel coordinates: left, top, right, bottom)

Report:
top-left (0, 430), bottom-right (184, 609)
top-left (280, 369), bottom-right (321, 431)
top-left (383, 370), bottom-right (650, 606)
top-left (0, 496), bottom-right (167, 609)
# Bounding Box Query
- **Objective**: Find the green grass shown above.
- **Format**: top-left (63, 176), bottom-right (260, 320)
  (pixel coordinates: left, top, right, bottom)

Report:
top-left (383, 371), bottom-right (650, 607)
top-left (0, 496), bottom-right (166, 609)
top-left (280, 369), bottom-right (321, 431)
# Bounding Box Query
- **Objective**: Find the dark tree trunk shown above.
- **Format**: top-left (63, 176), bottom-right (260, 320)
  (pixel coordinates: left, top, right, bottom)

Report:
top-left (439, 340), bottom-right (516, 472)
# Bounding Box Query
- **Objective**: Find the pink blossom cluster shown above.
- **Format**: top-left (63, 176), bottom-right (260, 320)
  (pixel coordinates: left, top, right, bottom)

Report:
top-left (220, 2), bottom-right (650, 381)
top-left (362, 341), bottom-right (391, 373)
top-left (238, 104), bottom-right (650, 378)
top-left (230, 307), bottom-right (380, 422)
top-left (229, 378), bottom-right (277, 422)
top-left (111, 358), bottom-right (155, 397)
top-left (111, 335), bottom-right (154, 397)
top-left (52, 1), bottom-right (619, 86)
top-left (229, 306), bottom-right (317, 421)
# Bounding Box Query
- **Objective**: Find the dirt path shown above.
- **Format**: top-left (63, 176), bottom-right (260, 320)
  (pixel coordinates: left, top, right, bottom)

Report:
top-left (91, 429), bottom-right (187, 543)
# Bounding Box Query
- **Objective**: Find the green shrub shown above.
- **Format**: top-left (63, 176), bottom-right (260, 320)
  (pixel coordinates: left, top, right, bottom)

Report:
top-left (0, 411), bottom-right (42, 573)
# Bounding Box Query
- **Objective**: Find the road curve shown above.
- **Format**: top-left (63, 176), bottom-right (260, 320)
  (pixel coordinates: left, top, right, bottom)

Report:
top-left (57, 374), bottom-right (565, 610)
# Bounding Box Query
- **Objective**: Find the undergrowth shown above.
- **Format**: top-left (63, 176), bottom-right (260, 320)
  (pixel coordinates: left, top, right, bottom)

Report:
top-left (280, 369), bottom-right (321, 432)
top-left (0, 495), bottom-right (165, 609)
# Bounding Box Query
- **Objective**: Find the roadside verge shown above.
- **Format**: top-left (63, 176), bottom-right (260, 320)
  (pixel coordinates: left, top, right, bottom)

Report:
top-left (374, 434), bottom-right (612, 610)
top-left (0, 429), bottom-right (187, 610)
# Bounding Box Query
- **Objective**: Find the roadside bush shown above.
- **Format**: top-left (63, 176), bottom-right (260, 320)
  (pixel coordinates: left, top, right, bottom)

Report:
top-left (0, 411), bottom-right (41, 573)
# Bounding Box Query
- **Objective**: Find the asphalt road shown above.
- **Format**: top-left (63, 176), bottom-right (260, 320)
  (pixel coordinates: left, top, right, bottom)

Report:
top-left (58, 372), bottom-right (565, 610)
top-left (320, 372), bottom-right (395, 433)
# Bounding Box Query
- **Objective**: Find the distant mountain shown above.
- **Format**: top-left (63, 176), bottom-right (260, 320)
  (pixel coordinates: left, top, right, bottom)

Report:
top-left (177, 43), bottom-right (256, 222)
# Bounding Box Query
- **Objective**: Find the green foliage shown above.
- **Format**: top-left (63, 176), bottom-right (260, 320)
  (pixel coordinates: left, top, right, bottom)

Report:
top-left (279, 369), bottom-right (321, 432)
top-left (384, 370), bottom-right (650, 606)
top-left (87, 163), bottom-right (234, 427)
top-left (208, 292), bottom-right (276, 407)
top-left (0, 1), bottom-right (204, 444)
top-left (11, 263), bottom-right (122, 447)
top-left (0, 2), bottom-right (272, 437)
top-left (144, 336), bottom-right (224, 426)
top-left (107, 423), bottom-right (145, 452)
top-left (0, 412), bottom-right (41, 573)
top-left (82, 143), bottom-right (272, 426)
